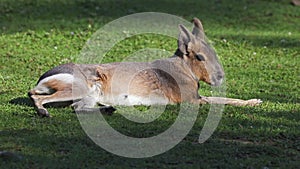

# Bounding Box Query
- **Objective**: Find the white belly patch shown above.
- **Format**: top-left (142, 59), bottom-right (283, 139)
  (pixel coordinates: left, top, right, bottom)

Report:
top-left (100, 94), bottom-right (169, 106)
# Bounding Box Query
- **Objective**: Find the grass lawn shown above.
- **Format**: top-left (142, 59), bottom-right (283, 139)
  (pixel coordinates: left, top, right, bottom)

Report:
top-left (0, 0), bottom-right (299, 168)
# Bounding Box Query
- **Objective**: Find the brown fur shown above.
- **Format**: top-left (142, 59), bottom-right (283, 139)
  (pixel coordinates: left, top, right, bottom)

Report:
top-left (44, 79), bottom-right (72, 93)
top-left (28, 17), bottom-right (262, 117)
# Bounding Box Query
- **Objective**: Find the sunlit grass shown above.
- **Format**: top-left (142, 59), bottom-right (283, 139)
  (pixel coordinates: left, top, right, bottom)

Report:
top-left (0, 0), bottom-right (299, 168)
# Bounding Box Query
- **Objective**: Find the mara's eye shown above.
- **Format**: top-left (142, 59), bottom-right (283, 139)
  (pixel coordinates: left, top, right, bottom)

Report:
top-left (196, 54), bottom-right (205, 61)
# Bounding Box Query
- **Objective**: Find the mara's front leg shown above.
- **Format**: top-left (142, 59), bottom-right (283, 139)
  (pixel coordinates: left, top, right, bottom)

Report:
top-left (198, 96), bottom-right (262, 106)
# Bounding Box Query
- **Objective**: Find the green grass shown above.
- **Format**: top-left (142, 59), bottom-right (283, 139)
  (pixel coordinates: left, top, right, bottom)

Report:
top-left (0, 0), bottom-right (299, 168)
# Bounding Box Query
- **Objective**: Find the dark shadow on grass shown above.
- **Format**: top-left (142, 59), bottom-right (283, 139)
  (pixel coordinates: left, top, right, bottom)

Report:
top-left (9, 97), bottom-right (34, 107)
top-left (1, 0), bottom-right (202, 33)
top-left (0, 0), bottom-right (298, 51)
top-left (2, 0), bottom-right (298, 36)
top-left (9, 97), bottom-right (73, 108)
top-left (1, 105), bottom-right (299, 168)
top-left (9, 97), bottom-right (115, 116)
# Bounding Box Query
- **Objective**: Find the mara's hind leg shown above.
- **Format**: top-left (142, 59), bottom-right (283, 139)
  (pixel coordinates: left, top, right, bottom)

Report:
top-left (28, 89), bottom-right (75, 117)
top-left (72, 96), bottom-right (116, 115)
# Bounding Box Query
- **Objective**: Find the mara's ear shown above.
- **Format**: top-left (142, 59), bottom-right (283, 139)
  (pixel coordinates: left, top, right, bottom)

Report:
top-left (192, 17), bottom-right (205, 40)
top-left (178, 24), bottom-right (195, 55)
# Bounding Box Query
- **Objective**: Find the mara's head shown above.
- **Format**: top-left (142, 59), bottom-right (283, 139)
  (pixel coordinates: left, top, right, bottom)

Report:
top-left (176, 18), bottom-right (224, 86)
